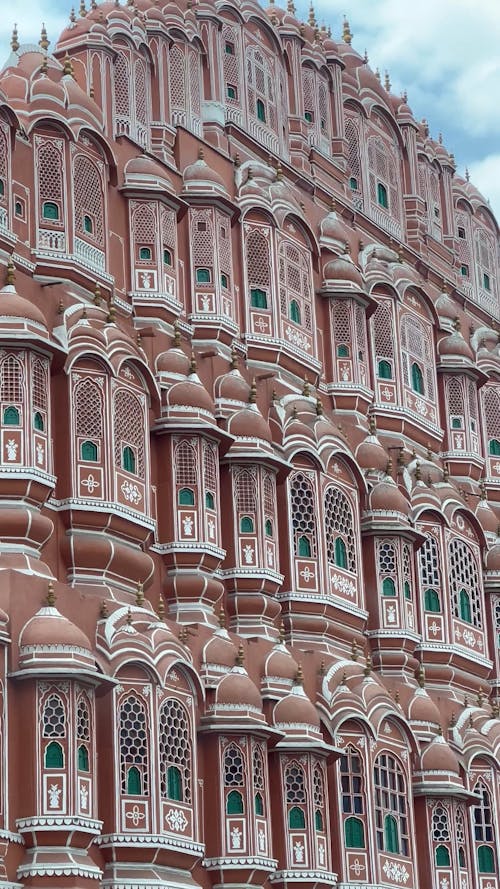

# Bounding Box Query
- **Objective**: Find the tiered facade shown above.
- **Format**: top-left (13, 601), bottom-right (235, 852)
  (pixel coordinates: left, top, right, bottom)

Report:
top-left (0, 1), bottom-right (499, 888)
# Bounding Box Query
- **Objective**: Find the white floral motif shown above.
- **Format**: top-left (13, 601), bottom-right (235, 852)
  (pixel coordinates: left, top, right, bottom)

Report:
top-left (331, 573), bottom-right (356, 597)
top-left (182, 515), bottom-right (194, 536)
top-left (382, 860), bottom-right (410, 883)
top-left (387, 605), bottom-right (396, 623)
top-left (36, 442), bottom-right (44, 465)
top-left (429, 620), bottom-right (440, 636)
top-left (300, 566), bottom-right (315, 583)
top-left (121, 481), bottom-right (142, 504)
top-left (381, 386), bottom-right (394, 401)
top-left (80, 784), bottom-right (89, 810)
top-left (266, 545), bottom-right (274, 567)
top-left (285, 325), bottom-right (310, 351)
top-left (140, 272), bottom-right (152, 290)
top-left (243, 544), bottom-right (255, 564)
top-left (126, 805), bottom-right (145, 827)
top-left (48, 784), bottom-right (62, 809)
top-left (350, 858), bottom-right (365, 876)
top-left (258, 828), bottom-right (266, 851)
top-left (166, 807), bottom-right (188, 832)
top-left (318, 843), bottom-right (325, 865)
top-left (461, 628), bottom-right (476, 647)
top-left (208, 518), bottom-right (215, 538)
top-left (293, 840), bottom-right (305, 863)
top-left (440, 879), bottom-right (449, 889)
top-left (5, 439), bottom-right (18, 461)
top-left (230, 826), bottom-right (242, 849)
top-left (81, 474), bottom-right (100, 493)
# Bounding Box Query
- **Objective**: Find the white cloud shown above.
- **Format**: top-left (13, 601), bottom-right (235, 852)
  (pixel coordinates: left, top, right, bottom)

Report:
top-left (0, 0), bottom-right (68, 61)
top-left (467, 154), bottom-right (500, 223)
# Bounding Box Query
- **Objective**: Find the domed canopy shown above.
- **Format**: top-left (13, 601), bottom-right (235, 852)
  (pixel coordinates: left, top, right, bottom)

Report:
top-left (19, 592), bottom-right (96, 674)
top-left (322, 253), bottom-right (364, 291)
top-left (368, 478), bottom-right (411, 516)
top-left (0, 261), bottom-right (48, 333)
top-left (123, 154), bottom-right (176, 193)
top-left (182, 150), bottom-right (229, 198)
top-left (413, 733), bottom-right (467, 796)
top-left (438, 330), bottom-right (474, 362)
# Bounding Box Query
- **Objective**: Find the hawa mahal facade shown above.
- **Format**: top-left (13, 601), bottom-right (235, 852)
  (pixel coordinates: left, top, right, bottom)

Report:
top-left (0, 1), bottom-right (499, 888)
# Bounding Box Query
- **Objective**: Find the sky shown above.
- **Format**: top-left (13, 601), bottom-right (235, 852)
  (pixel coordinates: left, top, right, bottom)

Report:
top-left (0, 0), bottom-right (499, 221)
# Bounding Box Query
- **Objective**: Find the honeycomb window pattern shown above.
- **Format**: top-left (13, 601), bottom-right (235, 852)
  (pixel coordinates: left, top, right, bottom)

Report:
top-left (158, 698), bottom-right (192, 803)
top-left (119, 695), bottom-right (149, 795)
top-left (432, 804), bottom-right (450, 842)
top-left (252, 742), bottom-right (265, 791)
top-left (324, 485), bottom-right (356, 572)
top-left (290, 472), bottom-right (318, 558)
top-left (76, 695), bottom-right (90, 741)
top-left (224, 743), bottom-right (245, 787)
top-left (285, 763), bottom-right (306, 804)
top-left (448, 537), bottom-right (482, 628)
top-left (42, 694), bottom-right (66, 738)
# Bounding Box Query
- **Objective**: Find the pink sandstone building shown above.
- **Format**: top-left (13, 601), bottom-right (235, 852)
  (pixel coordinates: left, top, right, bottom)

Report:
top-left (0, 2), bottom-right (498, 888)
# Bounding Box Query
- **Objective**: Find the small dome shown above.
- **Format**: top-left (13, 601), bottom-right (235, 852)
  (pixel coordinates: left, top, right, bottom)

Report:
top-left (435, 289), bottom-right (458, 322)
top-left (123, 154), bottom-right (175, 192)
top-left (319, 208), bottom-right (349, 249)
top-left (216, 666), bottom-right (263, 711)
top-left (273, 685), bottom-right (320, 729)
top-left (229, 404), bottom-right (272, 442)
top-left (203, 627), bottom-right (237, 669)
top-left (182, 150), bottom-right (229, 197)
top-left (369, 479), bottom-right (410, 515)
top-left (408, 688), bottom-right (442, 726)
top-left (323, 253), bottom-right (363, 289)
top-left (0, 264), bottom-right (48, 329)
top-left (215, 368), bottom-right (250, 403)
top-left (166, 371), bottom-right (215, 414)
top-left (356, 433), bottom-right (388, 472)
top-left (486, 542), bottom-right (500, 572)
top-left (438, 330), bottom-right (474, 361)
top-left (19, 596), bottom-right (95, 673)
top-left (156, 346), bottom-right (191, 378)
top-left (263, 643), bottom-right (298, 683)
top-left (476, 498), bottom-right (498, 536)
top-left (419, 734), bottom-right (460, 775)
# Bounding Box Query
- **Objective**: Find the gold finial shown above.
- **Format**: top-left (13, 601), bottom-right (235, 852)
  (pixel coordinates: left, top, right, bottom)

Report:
top-left (230, 345), bottom-right (238, 370)
top-left (375, 67), bottom-right (381, 82)
top-left (351, 638), bottom-right (359, 661)
top-left (416, 664), bottom-right (425, 688)
top-left (394, 689), bottom-right (400, 705)
top-left (463, 694), bottom-right (469, 708)
top-left (70, 8), bottom-right (77, 24)
top-left (340, 670), bottom-right (347, 685)
top-left (385, 457), bottom-right (393, 476)
top-left (443, 464), bottom-right (449, 483)
top-left (157, 596), bottom-right (165, 621)
top-left (453, 316), bottom-right (461, 332)
top-left (287, 0), bottom-right (296, 12)
top-left (449, 712), bottom-right (456, 727)
top-left (171, 320), bottom-right (181, 347)
top-left (247, 166), bottom-right (253, 181)
top-left (5, 257), bottom-right (15, 286)
top-left (427, 444), bottom-right (433, 461)
top-left (233, 152), bottom-right (240, 168)
top-left (100, 600), bottom-right (109, 618)
top-left (40, 54), bottom-right (48, 75)
top-left (492, 700), bottom-right (500, 719)
top-left (91, 0), bottom-right (97, 8)
top-left (136, 581), bottom-right (144, 606)
top-left (477, 688), bottom-right (484, 707)
top-left (218, 606), bottom-right (226, 629)
top-left (276, 162), bottom-right (283, 181)
top-left (189, 351), bottom-right (197, 374)
top-left (318, 659), bottom-right (326, 676)
top-left (63, 54), bottom-right (74, 78)
top-left (415, 462), bottom-right (421, 481)
top-left (136, 331), bottom-right (142, 349)
top-left (363, 48), bottom-right (368, 63)
top-left (46, 581), bottom-right (56, 607)
top-left (364, 654), bottom-right (372, 677)
top-left (342, 17), bottom-right (352, 44)
top-left (402, 89), bottom-right (408, 102)
top-left (93, 282), bottom-right (102, 306)
top-left (58, 298), bottom-right (64, 314)
top-left (465, 167), bottom-right (470, 182)
top-left (315, 398), bottom-right (323, 416)
top-left (11, 24), bottom-right (19, 53)
top-left (292, 405), bottom-right (298, 420)
top-left (468, 713), bottom-right (474, 728)
top-left (295, 663), bottom-right (304, 686)
top-left (179, 626), bottom-right (188, 644)
top-left (198, 146), bottom-right (204, 161)
top-left (79, 0), bottom-right (87, 14)
top-left (89, 82), bottom-right (95, 99)
top-left (106, 301), bottom-right (116, 324)
top-left (81, 306), bottom-right (87, 320)
top-left (302, 377), bottom-right (310, 397)
top-left (437, 724), bottom-right (443, 736)
top-left (368, 413), bottom-right (376, 435)
top-left (308, 2), bottom-right (316, 27)
top-left (39, 23), bottom-right (50, 52)
top-left (279, 621), bottom-right (286, 644)
top-left (384, 71), bottom-right (391, 91)
top-left (479, 479), bottom-right (486, 500)
top-left (126, 607), bottom-right (133, 626)
top-left (249, 378), bottom-right (257, 404)
top-left (235, 643), bottom-right (245, 667)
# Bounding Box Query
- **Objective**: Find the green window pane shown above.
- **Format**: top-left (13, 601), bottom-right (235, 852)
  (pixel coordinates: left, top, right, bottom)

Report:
top-left (122, 445), bottom-right (136, 474)
top-left (289, 806), bottom-right (305, 829)
top-left (257, 99), bottom-right (266, 122)
top-left (81, 440), bottom-right (98, 461)
top-left (127, 765), bottom-right (141, 795)
top-left (435, 845), bottom-right (450, 866)
top-left (489, 439), bottom-right (500, 455)
top-left (411, 362), bottom-right (424, 394)
top-left (345, 816), bottom-right (365, 848)
top-left (221, 273), bottom-right (229, 288)
top-left (424, 588), bottom-right (441, 613)
top-left (483, 273), bottom-right (491, 292)
top-left (45, 741), bottom-right (63, 769)
top-left (227, 85), bottom-right (236, 99)
top-left (377, 182), bottom-right (389, 209)
top-left (384, 814), bottom-right (399, 854)
top-left (478, 845), bottom-right (495, 873)
top-left (78, 744), bottom-right (89, 772)
top-left (349, 176), bottom-right (358, 190)
top-left (337, 344), bottom-right (349, 358)
top-left (459, 589), bottom-right (472, 623)
top-left (42, 201), bottom-right (59, 220)
top-left (250, 287), bottom-right (268, 309)
top-left (167, 765), bottom-right (183, 800)
top-left (0, 179), bottom-right (4, 196)
top-left (3, 406), bottom-right (19, 425)
top-left (382, 577), bottom-right (396, 597)
top-left (404, 580), bottom-right (411, 600)
top-left (139, 246), bottom-right (152, 260)
top-left (34, 411), bottom-right (44, 431)
top-left (205, 491), bottom-right (215, 510)
top-left (196, 268), bottom-right (211, 284)
top-left (83, 215), bottom-right (93, 234)
top-left (315, 809), bottom-right (323, 831)
top-left (304, 111), bottom-right (313, 123)
top-left (451, 417), bottom-right (463, 428)
top-left (298, 535), bottom-right (311, 557)
top-left (265, 519), bottom-right (273, 537)
top-left (240, 515), bottom-right (254, 533)
top-left (178, 487), bottom-right (195, 506)
top-left (378, 360), bottom-right (392, 379)
top-left (226, 790), bottom-right (244, 814)
top-left (255, 792), bottom-right (264, 815)
top-left (225, 42), bottom-right (234, 55)
top-left (460, 265), bottom-right (469, 277)
top-left (163, 248), bottom-right (172, 265)
top-left (335, 537), bottom-right (347, 569)
top-left (459, 847), bottom-right (466, 868)
top-left (15, 201), bottom-right (23, 216)
top-left (289, 299), bottom-right (301, 323)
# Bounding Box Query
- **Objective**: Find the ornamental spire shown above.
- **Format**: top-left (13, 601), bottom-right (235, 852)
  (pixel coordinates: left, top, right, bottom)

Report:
top-left (39, 24), bottom-right (50, 52)
top-left (135, 581), bottom-right (144, 607)
top-left (46, 580), bottom-right (56, 607)
top-left (5, 257), bottom-right (15, 286)
top-left (11, 24), bottom-right (19, 53)
top-left (342, 17), bottom-right (352, 44)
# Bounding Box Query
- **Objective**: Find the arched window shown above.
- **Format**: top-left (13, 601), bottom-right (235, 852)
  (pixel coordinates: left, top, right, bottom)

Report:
top-left (83, 214), bottom-right (93, 234)
top-left (73, 153), bottom-right (104, 247)
top-left (255, 792), bottom-right (264, 815)
top-left (205, 491), bottom-right (214, 510)
top-left (345, 816), bottom-right (365, 848)
top-left (265, 519), bottom-right (273, 537)
top-left (285, 762), bottom-right (307, 830)
top-left (256, 98), bottom-right (266, 122)
top-left (459, 589), bottom-right (472, 623)
top-left (178, 487), bottom-right (194, 507)
top-left (122, 445), bottom-right (136, 474)
top-left (159, 698), bottom-right (192, 803)
top-left (81, 440), bottom-right (98, 462)
top-left (383, 577), bottom-right (396, 597)
top-left (78, 744), bottom-right (89, 771)
top-left (42, 693), bottom-right (66, 738)
top-left (3, 406), bottom-right (19, 425)
top-left (289, 805), bottom-right (305, 828)
top-left (290, 472), bottom-right (317, 559)
top-left (119, 695), bottom-right (148, 796)
top-left (474, 782), bottom-right (496, 872)
top-left (377, 182), bottom-right (389, 209)
top-left (196, 268), bottom-right (211, 284)
top-left (349, 177), bottom-right (358, 191)
top-left (448, 537), bottom-right (482, 628)
top-left (315, 809), bottom-right (323, 830)
top-left (76, 694), bottom-right (90, 772)
top-left (234, 467), bottom-right (257, 540)
top-left (424, 589), bottom-right (441, 612)
top-left (489, 439), bottom-right (500, 455)
top-left (411, 362), bottom-right (424, 394)
top-left (36, 138), bottom-right (65, 238)
top-left (324, 485), bottom-right (357, 573)
top-left (240, 516), bottom-right (254, 533)
top-left (435, 845), bottom-right (450, 866)
top-left (34, 411), bottom-right (44, 431)
top-left (227, 790), bottom-right (243, 814)
top-left (42, 201), bottom-right (59, 220)
top-left (478, 846), bottom-right (495, 873)
top-left (374, 753), bottom-right (409, 856)
top-left (378, 359), bottom-right (392, 379)
top-left (224, 743), bottom-right (245, 815)
top-left (289, 299), bottom-right (301, 324)
top-left (337, 344), bottom-right (349, 358)
top-left (250, 287), bottom-right (268, 308)
top-left (45, 741), bottom-right (63, 768)
top-left (252, 741), bottom-right (266, 815)
top-left (298, 535), bottom-right (311, 557)
top-left (139, 246), bottom-right (152, 261)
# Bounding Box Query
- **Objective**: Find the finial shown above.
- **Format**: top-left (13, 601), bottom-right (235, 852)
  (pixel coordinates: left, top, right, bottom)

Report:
top-left (416, 664), bottom-right (425, 688)
top-left (40, 54), bottom-right (48, 75)
top-left (375, 68), bottom-right (381, 82)
top-left (126, 607), bottom-right (133, 626)
top-left (11, 24), bottom-right (19, 53)
top-left (364, 654), bottom-right (372, 677)
top-left (157, 596), bottom-right (165, 621)
top-left (189, 351), bottom-right (197, 374)
top-left (230, 345), bottom-right (238, 370)
top-left (63, 54), bottom-right (74, 78)
top-left (249, 378), bottom-right (257, 404)
top-left (100, 600), bottom-right (109, 618)
top-left (308, 2), bottom-right (316, 27)
top-left (233, 152), bottom-right (240, 168)
top-left (39, 23), bottom-right (50, 52)
top-left (415, 462), bottom-right (421, 482)
top-left (315, 398), bottom-right (323, 416)
top-left (363, 48), bottom-right (368, 63)
top-left (58, 298), bottom-right (64, 314)
top-left (449, 712), bottom-right (456, 727)
top-left (394, 689), bottom-right (400, 705)
top-left (46, 580), bottom-right (56, 607)
top-left (295, 663), bottom-right (304, 686)
top-left (279, 621), bottom-right (286, 644)
top-left (136, 581), bottom-right (144, 606)
top-left (91, 0), bottom-right (97, 8)
top-left (93, 282), bottom-right (102, 306)
top-left (492, 700), bottom-right (500, 719)
top-left (463, 694), bottom-right (469, 708)
top-left (287, 0), bottom-right (296, 12)
top-left (292, 405), bottom-right (298, 420)
top-left (368, 413), bottom-right (376, 435)
top-left (468, 713), bottom-right (474, 728)
top-left (247, 166), bottom-right (253, 181)
top-left (218, 606), bottom-right (226, 629)
top-left (351, 638), bottom-right (359, 661)
top-left (436, 724), bottom-right (443, 736)
top-left (453, 316), bottom-right (461, 332)
top-left (276, 162), bottom-right (283, 181)
top-left (479, 479), bottom-right (486, 500)
top-left (79, 0), bottom-right (87, 14)
top-left (385, 457), bottom-right (393, 476)
top-left (235, 643), bottom-right (245, 667)
top-left (343, 240), bottom-right (351, 255)
top-left (477, 687), bottom-right (484, 707)
top-left (384, 71), bottom-right (391, 91)
top-left (136, 331), bottom-right (142, 349)
top-left (89, 82), bottom-right (95, 99)
top-left (342, 17), bottom-right (352, 44)
top-left (302, 377), bottom-right (310, 397)
top-left (402, 89), bottom-right (408, 102)
top-left (106, 301), bottom-right (116, 324)
top-left (465, 167), bottom-right (470, 182)
top-left (427, 444), bottom-right (433, 461)
top-left (5, 257), bottom-right (15, 286)
top-left (318, 659), bottom-right (326, 676)
top-left (443, 464), bottom-right (449, 483)
top-left (198, 146), bottom-right (204, 161)
top-left (172, 319), bottom-right (181, 347)
top-left (70, 8), bottom-right (77, 24)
